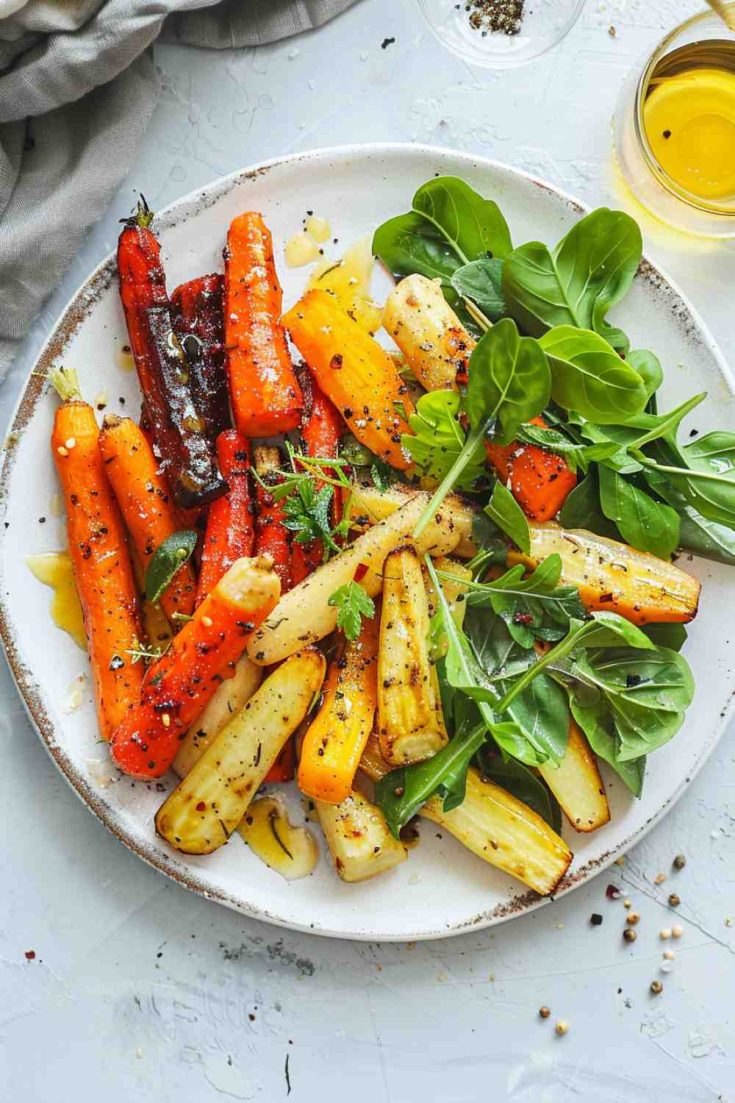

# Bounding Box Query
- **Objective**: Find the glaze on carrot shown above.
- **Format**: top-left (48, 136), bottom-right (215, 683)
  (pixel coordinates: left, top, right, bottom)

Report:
top-left (253, 446), bottom-right (292, 595)
top-left (110, 556), bottom-right (280, 778)
top-left (196, 430), bottom-right (255, 605)
top-left (98, 415), bottom-right (196, 623)
top-left (485, 417), bottom-right (577, 522)
top-left (170, 274), bottom-right (230, 440)
top-left (224, 212), bottom-right (303, 437)
top-left (50, 368), bottom-right (144, 741)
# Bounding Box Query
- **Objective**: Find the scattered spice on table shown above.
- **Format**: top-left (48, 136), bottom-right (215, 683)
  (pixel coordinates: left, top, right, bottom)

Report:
top-left (461, 0), bottom-right (525, 37)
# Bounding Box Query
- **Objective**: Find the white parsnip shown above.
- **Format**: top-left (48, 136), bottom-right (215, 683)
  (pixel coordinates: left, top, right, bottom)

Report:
top-left (424, 556), bottom-right (472, 631)
top-left (173, 655), bottom-right (263, 778)
top-left (377, 544), bottom-right (447, 765)
top-left (348, 482), bottom-right (478, 559)
top-left (316, 791), bottom-right (408, 882)
top-left (359, 737), bottom-right (572, 896)
top-left (539, 721), bottom-right (610, 833)
top-left (247, 494), bottom-right (461, 667)
top-left (155, 648), bottom-right (326, 855)
top-left (383, 274), bottom-right (475, 392)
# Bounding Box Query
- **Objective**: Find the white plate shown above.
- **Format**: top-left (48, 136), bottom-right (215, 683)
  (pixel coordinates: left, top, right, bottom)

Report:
top-left (2, 144), bottom-right (734, 941)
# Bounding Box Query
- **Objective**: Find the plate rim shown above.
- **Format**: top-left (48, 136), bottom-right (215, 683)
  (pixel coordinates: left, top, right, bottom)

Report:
top-left (2, 141), bottom-right (734, 942)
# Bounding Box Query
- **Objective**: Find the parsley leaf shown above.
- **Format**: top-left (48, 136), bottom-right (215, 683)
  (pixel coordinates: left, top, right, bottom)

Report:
top-left (328, 581), bottom-right (375, 640)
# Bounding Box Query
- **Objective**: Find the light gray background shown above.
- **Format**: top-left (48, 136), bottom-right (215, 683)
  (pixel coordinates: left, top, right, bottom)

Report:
top-left (2, 1), bottom-right (734, 1099)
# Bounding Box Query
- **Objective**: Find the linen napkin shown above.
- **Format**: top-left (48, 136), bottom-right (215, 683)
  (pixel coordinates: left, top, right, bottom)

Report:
top-left (0, 0), bottom-right (359, 381)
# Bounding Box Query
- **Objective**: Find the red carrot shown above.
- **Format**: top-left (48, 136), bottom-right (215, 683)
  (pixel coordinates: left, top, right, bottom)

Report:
top-left (170, 274), bottom-right (230, 440)
top-left (197, 429), bottom-right (255, 604)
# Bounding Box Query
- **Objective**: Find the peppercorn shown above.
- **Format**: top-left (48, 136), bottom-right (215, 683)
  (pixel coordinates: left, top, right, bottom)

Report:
top-left (555, 1020), bottom-right (569, 1036)
top-left (590, 913), bottom-right (603, 926)
top-left (623, 928), bottom-right (637, 943)
top-left (673, 854), bottom-right (686, 870)
top-left (668, 893), bottom-right (681, 908)
top-left (627, 911), bottom-right (640, 926)
top-left (650, 980), bottom-right (663, 996)
top-left (539, 1006), bottom-right (551, 1019)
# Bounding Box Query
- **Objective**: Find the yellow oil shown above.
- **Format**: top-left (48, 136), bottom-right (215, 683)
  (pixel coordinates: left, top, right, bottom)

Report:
top-left (307, 236), bottom-right (383, 334)
top-left (237, 795), bottom-right (319, 880)
top-left (118, 345), bottom-right (135, 371)
top-left (27, 552), bottom-right (86, 650)
top-left (644, 42), bottom-right (735, 203)
top-left (285, 232), bottom-right (321, 268)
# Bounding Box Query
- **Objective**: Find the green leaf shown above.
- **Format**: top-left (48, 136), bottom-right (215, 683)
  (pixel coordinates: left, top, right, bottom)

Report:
top-left (644, 436), bottom-right (735, 530)
top-left (642, 623), bottom-right (688, 652)
top-left (403, 391), bottom-right (487, 491)
top-left (628, 349), bottom-right (663, 401)
top-left (539, 326), bottom-right (648, 424)
top-left (450, 258), bottom-right (506, 322)
top-left (514, 422), bottom-right (621, 473)
top-left (645, 471), bottom-right (735, 564)
top-left (464, 318), bottom-right (551, 442)
top-left (373, 176), bottom-right (512, 291)
top-left (597, 466), bottom-right (680, 559)
top-left (502, 208), bottom-right (642, 352)
top-left (570, 695), bottom-right (646, 797)
top-left (476, 748), bottom-right (562, 833)
top-left (558, 472), bottom-right (621, 539)
top-left (145, 530), bottom-right (197, 604)
top-left (327, 581), bottom-right (375, 641)
top-left (484, 481), bottom-right (530, 554)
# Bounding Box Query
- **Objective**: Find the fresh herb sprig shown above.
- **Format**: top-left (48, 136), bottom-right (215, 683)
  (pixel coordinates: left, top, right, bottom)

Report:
top-left (328, 580), bottom-right (375, 641)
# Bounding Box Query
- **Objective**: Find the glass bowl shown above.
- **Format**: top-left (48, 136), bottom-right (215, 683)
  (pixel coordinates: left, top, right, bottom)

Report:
top-left (417, 0), bottom-right (586, 69)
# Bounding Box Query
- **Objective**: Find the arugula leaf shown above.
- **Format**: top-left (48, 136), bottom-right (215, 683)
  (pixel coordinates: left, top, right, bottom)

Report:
top-left (569, 694), bottom-right (646, 797)
top-left (450, 258), bottom-right (506, 322)
top-left (597, 466), bottom-right (680, 559)
top-left (328, 581), bottom-right (375, 641)
top-left (539, 326), bottom-right (648, 424)
top-left (145, 530), bottom-right (197, 604)
top-left (476, 747), bottom-right (562, 833)
top-left (484, 481), bottom-right (530, 554)
top-left (403, 391), bottom-right (487, 490)
top-left (514, 422), bottom-right (621, 473)
top-left (502, 208), bottom-right (642, 353)
top-left (373, 176), bottom-right (512, 292)
top-left (413, 319), bottom-right (549, 538)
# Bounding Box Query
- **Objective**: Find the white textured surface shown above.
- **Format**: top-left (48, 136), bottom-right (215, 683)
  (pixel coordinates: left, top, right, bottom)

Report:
top-left (2, 0), bottom-right (735, 1098)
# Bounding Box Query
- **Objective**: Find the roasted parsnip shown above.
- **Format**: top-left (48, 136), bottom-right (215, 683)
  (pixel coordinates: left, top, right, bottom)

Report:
top-left (237, 795), bottom-right (319, 880)
top-left (247, 494), bottom-right (461, 667)
top-left (377, 545), bottom-right (448, 765)
top-left (348, 482), bottom-right (477, 559)
top-left (383, 274), bottom-right (475, 392)
top-left (424, 556), bottom-right (472, 631)
top-left (316, 791), bottom-right (408, 882)
top-left (173, 655), bottom-right (263, 778)
top-left (156, 648), bottom-right (326, 855)
top-left (298, 616), bottom-right (379, 804)
top-left (538, 720), bottom-right (610, 833)
top-left (360, 737), bottom-right (572, 896)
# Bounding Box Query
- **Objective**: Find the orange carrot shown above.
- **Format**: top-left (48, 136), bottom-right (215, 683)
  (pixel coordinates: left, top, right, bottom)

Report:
top-left (283, 290), bottom-right (414, 470)
top-left (98, 415), bottom-right (196, 623)
top-left (110, 556), bottom-right (280, 778)
top-left (50, 368), bottom-right (144, 741)
top-left (266, 739), bottom-right (296, 783)
top-left (485, 417), bottom-right (577, 523)
top-left (225, 212), bottom-right (303, 437)
top-left (297, 615), bottom-right (379, 804)
top-left (196, 430), bottom-right (255, 604)
top-left (253, 446), bottom-right (292, 595)
top-left (291, 370), bottom-right (345, 585)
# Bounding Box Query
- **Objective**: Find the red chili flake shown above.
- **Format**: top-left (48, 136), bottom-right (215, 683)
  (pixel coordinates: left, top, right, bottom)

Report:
top-left (24, 950), bottom-right (36, 961)
top-left (196, 801), bottom-right (207, 812)
top-left (606, 884), bottom-right (622, 900)
top-left (353, 563), bottom-right (368, 583)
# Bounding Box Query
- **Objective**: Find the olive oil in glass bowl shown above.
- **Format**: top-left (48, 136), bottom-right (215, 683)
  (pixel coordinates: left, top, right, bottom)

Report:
top-left (614, 9), bottom-right (735, 236)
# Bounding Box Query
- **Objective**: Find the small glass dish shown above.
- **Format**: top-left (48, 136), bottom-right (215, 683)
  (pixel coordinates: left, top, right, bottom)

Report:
top-left (417, 0), bottom-right (586, 70)
top-left (613, 8), bottom-right (735, 237)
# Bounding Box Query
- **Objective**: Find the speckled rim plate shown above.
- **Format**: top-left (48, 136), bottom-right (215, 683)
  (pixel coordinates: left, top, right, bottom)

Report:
top-left (2, 144), bottom-right (734, 942)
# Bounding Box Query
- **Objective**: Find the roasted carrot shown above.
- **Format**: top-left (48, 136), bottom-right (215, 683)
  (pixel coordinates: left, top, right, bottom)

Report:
top-left (253, 446), bottom-right (292, 595)
top-left (291, 368), bottom-right (345, 585)
top-left (283, 289), bottom-right (414, 470)
top-left (170, 274), bottom-right (230, 440)
top-left (224, 212), bottom-right (303, 437)
top-left (298, 615), bottom-right (379, 804)
top-left (117, 200), bottom-right (225, 508)
top-left (98, 415), bottom-right (196, 623)
top-left (110, 556), bottom-right (280, 778)
top-left (196, 430), bottom-right (255, 605)
top-left (267, 739), bottom-right (296, 783)
top-left (485, 417), bottom-right (577, 522)
top-left (50, 368), bottom-right (144, 741)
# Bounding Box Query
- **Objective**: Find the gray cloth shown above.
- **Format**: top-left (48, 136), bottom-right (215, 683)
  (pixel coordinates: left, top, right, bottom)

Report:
top-left (0, 0), bottom-right (358, 380)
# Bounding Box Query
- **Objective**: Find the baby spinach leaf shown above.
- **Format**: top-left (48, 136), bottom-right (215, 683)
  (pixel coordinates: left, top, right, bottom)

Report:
top-left (539, 326), bottom-right (648, 424)
top-left (145, 530), bottom-right (197, 604)
top-left (569, 695), bottom-right (646, 797)
top-left (403, 391), bottom-right (487, 490)
top-left (451, 258), bottom-right (506, 322)
top-left (645, 471), bottom-right (735, 564)
top-left (597, 466), bottom-right (680, 559)
top-left (558, 472), bottom-right (622, 538)
top-left (476, 748), bottom-right (562, 833)
top-left (373, 176), bottom-right (512, 288)
top-left (628, 349), bottom-right (663, 400)
top-left (642, 623), bottom-right (688, 652)
top-left (484, 481), bottom-right (531, 554)
top-left (502, 208), bottom-right (642, 352)
top-left (464, 318), bottom-right (551, 443)
top-left (643, 436), bottom-right (735, 530)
